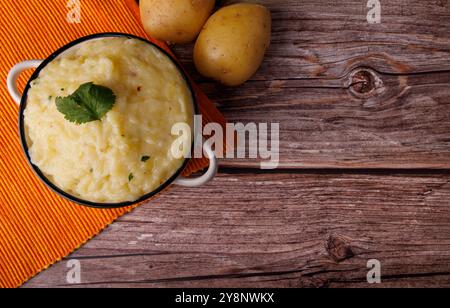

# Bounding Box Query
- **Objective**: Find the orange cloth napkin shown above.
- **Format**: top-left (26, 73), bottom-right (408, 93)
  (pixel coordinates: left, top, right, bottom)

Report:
top-left (0, 0), bottom-right (226, 288)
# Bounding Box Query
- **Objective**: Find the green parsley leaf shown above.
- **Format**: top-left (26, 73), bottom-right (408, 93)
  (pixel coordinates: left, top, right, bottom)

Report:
top-left (56, 82), bottom-right (116, 124)
top-left (129, 173), bottom-right (134, 182)
top-left (141, 156), bottom-right (151, 162)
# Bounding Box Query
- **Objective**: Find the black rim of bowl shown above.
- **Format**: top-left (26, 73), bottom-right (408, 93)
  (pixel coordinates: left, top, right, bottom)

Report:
top-left (19, 33), bottom-right (198, 209)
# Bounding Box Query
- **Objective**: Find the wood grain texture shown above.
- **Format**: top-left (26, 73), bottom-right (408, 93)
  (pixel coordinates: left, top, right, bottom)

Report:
top-left (21, 0), bottom-right (450, 288)
top-left (24, 171), bottom-right (450, 288)
top-left (173, 0), bottom-right (450, 168)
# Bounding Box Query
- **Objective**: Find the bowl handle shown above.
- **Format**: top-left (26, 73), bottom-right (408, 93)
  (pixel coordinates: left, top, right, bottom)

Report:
top-left (7, 60), bottom-right (43, 105)
top-left (174, 139), bottom-right (218, 187)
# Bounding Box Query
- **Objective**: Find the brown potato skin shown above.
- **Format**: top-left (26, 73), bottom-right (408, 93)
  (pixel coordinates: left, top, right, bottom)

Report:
top-left (140, 0), bottom-right (215, 44)
top-left (194, 3), bottom-right (272, 86)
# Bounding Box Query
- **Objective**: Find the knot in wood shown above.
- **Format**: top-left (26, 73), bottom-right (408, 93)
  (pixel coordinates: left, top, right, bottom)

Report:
top-left (352, 70), bottom-right (374, 94)
top-left (326, 234), bottom-right (355, 262)
top-left (348, 68), bottom-right (384, 98)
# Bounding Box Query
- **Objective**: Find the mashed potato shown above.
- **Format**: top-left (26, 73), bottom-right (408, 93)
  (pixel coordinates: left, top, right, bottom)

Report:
top-left (24, 37), bottom-right (194, 203)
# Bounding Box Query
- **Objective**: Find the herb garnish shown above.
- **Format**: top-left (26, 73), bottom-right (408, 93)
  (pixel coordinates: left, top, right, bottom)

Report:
top-left (56, 82), bottom-right (116, 124)
top-left (141, 156), bottom-right (151, 162)
top-left (129, 173), bottom-right (134, 182)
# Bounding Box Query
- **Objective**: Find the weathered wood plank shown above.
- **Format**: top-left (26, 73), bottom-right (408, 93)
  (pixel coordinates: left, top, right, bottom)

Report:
top-left (169, 0), bottom-right (450, 169)
top-left (180, 0), bottom-right (450, 79)
top-left (23, 170), bottom-right (450, 288)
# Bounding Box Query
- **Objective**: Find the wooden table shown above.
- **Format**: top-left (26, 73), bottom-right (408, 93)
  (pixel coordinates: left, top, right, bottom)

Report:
top-left (24, 0), bottom-right (450, 288)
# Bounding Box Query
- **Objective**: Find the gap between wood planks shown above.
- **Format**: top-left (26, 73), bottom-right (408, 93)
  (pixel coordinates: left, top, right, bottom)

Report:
top-left (218, 167), bottom-right (450, 175)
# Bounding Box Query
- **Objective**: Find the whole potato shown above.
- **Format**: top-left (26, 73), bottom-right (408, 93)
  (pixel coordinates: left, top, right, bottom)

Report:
top-left (194, 3), bottom-right (271, 86)
top-left (140, 0), bottom-right (215, 44)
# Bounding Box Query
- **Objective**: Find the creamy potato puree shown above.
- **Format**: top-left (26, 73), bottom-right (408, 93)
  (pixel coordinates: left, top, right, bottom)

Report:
top-left (24, 37), bottom-right (194, 203)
